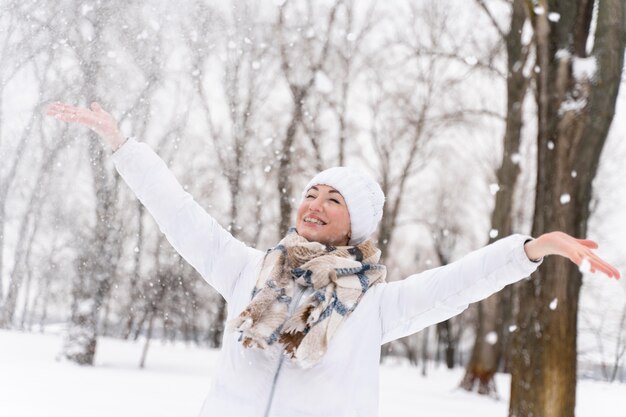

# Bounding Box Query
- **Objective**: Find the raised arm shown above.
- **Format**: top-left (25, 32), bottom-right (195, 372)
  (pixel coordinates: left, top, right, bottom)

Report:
top-left (377, 232), bottom-right (620, 345)
top-left (46, 102), bottom-right (264, 301)
top-left (377, 234), bottom-right (541, 345)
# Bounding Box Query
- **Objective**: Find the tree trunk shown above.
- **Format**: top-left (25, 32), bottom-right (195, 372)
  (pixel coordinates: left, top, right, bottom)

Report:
top-left (139, 311), bottom-right (156, 369)
top-left (461, 0), bottom-right (529, 396)
top-left (277, 89), bottom-right (305, 237)
top-left (509, 1), bottom-right (624, 416)
top-left (208, 296), bottom-right (226, 348)
top-left (1, 134), bottom-right (62, 327)
top-left (122, 202), bottom-right (145, 339)
top-left (64, 70), bottom-right (121, 368)
top-left (437, 320), bottom-right (456, 369)
top-left (275, 2), bottom-right (339, 238)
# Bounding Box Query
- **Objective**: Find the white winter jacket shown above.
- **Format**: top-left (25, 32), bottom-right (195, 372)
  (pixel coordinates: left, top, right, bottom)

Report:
top-left (111, 138), bottom-right (543, 417)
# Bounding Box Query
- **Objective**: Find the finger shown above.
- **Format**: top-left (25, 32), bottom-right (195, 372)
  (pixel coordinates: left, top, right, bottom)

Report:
top-left (51, 111), bottom-right (102, 128)
top-left (586, 252), bottom-right (620, 278)
top-left (589, 257), bottom-right (618, 279)
top-left (576, 239), bottom-right (599, 249)
top-left (46, 102), bottom-right (70, 115)
top-left (48, 103), bottom-right (84, 114)
top-left (47, 106), bottom-right (83, 119)
top-left (584, 253), bottom-right (613, 277)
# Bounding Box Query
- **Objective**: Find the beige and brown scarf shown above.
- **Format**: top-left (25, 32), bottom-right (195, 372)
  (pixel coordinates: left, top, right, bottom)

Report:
top-left (226, 227), bottom-right (387, 368)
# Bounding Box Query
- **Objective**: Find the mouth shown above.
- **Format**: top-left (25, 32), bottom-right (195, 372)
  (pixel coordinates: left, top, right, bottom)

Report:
top-left (303, 216), bottom-right (327, 226)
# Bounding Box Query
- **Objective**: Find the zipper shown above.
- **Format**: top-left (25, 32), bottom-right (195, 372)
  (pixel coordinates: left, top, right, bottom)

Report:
top-left (263, 284), bottom-right (307, 417)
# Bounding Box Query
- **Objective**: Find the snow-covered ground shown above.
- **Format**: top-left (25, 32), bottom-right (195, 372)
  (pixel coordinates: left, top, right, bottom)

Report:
top-left (1, 329), bottom-right (624, 417)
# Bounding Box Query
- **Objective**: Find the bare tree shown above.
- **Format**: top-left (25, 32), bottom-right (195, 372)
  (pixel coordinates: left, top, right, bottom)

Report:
top-left (461, 0), bottom-right (532, 396)
top-left (509, 1), bottom-right (625, 416)
top-left (1, 116), bottom-right (70, 327)
top-left (275, 0), bottom-right (342, 237)
top-left (184, 0), bottom-right (274, 346)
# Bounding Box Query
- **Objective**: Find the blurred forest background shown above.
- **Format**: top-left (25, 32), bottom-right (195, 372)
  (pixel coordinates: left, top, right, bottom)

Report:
top-left (0, 0), bottom-right (624, 416)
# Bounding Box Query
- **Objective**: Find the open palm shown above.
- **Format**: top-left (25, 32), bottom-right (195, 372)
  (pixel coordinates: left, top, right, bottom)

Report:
top-left (46, 102), bottom-right (125, 150)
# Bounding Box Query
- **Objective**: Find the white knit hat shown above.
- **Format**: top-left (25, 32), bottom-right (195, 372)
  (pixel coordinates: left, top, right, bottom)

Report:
top-left (300, 166), bottom-right (385, 245)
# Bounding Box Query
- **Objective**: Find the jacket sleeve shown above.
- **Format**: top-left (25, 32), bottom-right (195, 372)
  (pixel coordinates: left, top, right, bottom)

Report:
top-left (378, 233), bottom-right (543, 345)
top-left (111, 137), bottom-right (263, 302)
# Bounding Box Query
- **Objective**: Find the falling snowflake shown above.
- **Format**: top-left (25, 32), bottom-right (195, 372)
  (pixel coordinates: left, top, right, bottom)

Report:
top-left (464, 56), bottom-right (478, 66)
top-left (485, 331), bottom-right (498, 345)
top-left (560, 193), bottom-right (570, 204)
top-left (548, 12), bottom-right (561, 22)
top-left (549, 298), bottom-right (558, 310)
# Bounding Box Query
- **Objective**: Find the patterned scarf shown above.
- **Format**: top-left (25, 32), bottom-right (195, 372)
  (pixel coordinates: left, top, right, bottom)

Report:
top-left (226, 227), bottom-right (387, 369)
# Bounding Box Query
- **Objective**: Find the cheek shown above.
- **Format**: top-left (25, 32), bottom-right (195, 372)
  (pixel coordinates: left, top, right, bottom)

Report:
top-left (335, 207), bottom-right (351, 230)
top-left (296, 203), bottom-right (307, 220)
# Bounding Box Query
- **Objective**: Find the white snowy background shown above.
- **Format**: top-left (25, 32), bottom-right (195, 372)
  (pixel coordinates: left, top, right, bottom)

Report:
top-left (1, 0), bottom-right (625, 416)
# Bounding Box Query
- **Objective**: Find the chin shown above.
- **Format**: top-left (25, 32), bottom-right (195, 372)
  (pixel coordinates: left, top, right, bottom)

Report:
top-left (297, 229), bottom-right (323, 244)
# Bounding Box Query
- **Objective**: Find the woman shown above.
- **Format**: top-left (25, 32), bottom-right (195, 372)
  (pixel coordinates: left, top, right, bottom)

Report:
top-left (47, 102), bottom-right (620, 417)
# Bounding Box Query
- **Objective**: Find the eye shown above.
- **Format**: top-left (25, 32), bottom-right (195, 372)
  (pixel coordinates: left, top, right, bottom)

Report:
top-left (330, 198), bottom-right (340, 204)
top-left (306, 194), bottom-right (315, 199)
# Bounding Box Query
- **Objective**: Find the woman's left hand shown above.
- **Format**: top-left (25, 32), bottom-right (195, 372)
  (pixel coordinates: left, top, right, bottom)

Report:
top-left (524, 231), bottom-right (621, 279)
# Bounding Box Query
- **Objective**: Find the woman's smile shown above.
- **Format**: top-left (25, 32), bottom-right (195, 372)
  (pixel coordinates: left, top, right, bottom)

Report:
top-left (295, 185), bottom-right (351, 246)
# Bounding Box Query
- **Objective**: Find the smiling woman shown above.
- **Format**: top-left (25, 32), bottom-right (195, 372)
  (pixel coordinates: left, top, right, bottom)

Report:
top-left (295, 166), bottom-right (384, 247)
top-left (297, 184), bottom-right (352, 246)
top-left (45, 101), bottom-right (621, 417)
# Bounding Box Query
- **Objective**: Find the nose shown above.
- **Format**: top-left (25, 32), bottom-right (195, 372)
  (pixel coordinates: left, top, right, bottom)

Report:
top-left (309, 195), bottom-right (323, 211)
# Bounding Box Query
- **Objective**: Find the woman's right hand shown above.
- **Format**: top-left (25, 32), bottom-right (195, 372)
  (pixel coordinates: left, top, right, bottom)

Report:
top-left (46, 102), bottom-right (127, 151)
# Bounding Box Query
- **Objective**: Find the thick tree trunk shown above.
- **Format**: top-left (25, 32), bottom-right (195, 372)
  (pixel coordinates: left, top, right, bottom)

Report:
top-left (461, 0), bottom-right (528, 396)
top-left (509, 1), bottom-right (624, 416)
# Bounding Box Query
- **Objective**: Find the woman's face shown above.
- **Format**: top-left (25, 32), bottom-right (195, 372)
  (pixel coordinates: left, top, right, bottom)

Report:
top-left (296, 184), bottom-right (351, 246)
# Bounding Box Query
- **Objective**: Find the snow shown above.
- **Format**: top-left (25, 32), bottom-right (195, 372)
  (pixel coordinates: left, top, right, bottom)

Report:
top-left (548, 12), bottom-right (561, 22)
top-left (485, 331), bottom-right (498, 345)
top-left (2, 329), bottom-right (624, 417)
top-left (464, 56), bottom-right (478, 66)
top-left (560, 98), bottom-right (588, 114)
top-left (314, 71), bottom-right (333, 94)
top-left (510, 152), bottom-right (522, 164)
top-left (556, 48), bottom-right (571, 60)
top-left (489, 228), bottom-right (498, 239)
top-left (573, 56), bottom-right (597, 81)
top-left (579, 257), bottom-right (592, 274)
top-left (488, 183), bottom-right (500, 195)
top-left (560, 193), bottom-right (571, 205)
top-left (550, 298), bottom-right (558, 310)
